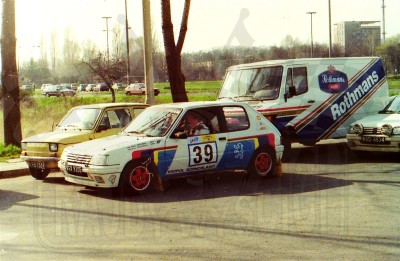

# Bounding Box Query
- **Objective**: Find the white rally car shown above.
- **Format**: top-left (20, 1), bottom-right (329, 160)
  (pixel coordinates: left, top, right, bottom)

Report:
top-left (347, 95), bottom-right (400, 152)
top-left (59, 101), bottom-right (284, 194)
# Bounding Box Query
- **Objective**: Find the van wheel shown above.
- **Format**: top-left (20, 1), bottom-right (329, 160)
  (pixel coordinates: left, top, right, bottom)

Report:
top-left (248, 147), bottom-right (276, 177)
top-left (29, 167), bottom-right (50, 180)
top-left (119, 161), bottom-right (152, 194)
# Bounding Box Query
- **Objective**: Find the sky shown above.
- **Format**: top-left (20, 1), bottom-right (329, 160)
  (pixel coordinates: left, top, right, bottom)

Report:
top-left (9, 0), bottom-right (400, 62)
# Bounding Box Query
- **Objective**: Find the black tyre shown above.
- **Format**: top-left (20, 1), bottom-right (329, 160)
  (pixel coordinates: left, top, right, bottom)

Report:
top-left (119, 161), bottom-right (152, 194)
top-left (29, 167), bottom-right (50, 180)
top-left (248, 147), bottom-right (276, 177)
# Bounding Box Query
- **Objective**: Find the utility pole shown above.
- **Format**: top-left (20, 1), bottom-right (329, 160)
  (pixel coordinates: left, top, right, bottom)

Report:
top-left (307, 11), bottom-right (316, 58)
top-left (142, 0), bottom-right (155, 105)
top-left (102, 16), bottom-right (112, 63)
top-left (382, 0), bottom-right (386, 42)
top-left (328, 0), bottom-right (332, 57)
top-left (124, 0), bottom-right (131, 84)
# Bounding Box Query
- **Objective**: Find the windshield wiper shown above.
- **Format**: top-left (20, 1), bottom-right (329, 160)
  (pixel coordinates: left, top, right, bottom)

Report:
top-left (126, 130), bottom-right (143, 134)
top-left (379, 110), bottom-right (395, 114)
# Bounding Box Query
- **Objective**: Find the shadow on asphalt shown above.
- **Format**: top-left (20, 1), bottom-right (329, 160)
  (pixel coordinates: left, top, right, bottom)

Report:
top-left (286, 141), bottom-right (400, 164)
top-left (0, 190), bottom-right (38, 211)
top-left (79, 170), bottom-right (353, 203)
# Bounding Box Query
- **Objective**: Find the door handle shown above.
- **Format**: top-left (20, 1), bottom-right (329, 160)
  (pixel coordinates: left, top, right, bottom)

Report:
top-left (308, 100), bottom-right (315, 103)
top-left (219, 137), bottom-right (227, 141)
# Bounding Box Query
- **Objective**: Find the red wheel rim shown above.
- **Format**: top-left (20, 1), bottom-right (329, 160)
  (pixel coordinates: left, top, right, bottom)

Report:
top-left (129, 166), bottom-right (150, 191)
top-left (255, 153), bottom-right (272, 175)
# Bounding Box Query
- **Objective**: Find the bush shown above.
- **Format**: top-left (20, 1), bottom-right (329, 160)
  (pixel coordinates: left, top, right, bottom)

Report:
top-left (0, 143), bottom-right (21, 158)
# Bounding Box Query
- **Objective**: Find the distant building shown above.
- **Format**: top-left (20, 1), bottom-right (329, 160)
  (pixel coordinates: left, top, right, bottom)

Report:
top-left (334, 21), bottom-right (381, 56)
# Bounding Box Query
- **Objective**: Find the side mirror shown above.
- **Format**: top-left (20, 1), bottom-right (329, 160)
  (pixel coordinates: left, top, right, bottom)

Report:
top-left (97, 124), bottom-right (110, 132)
top-left (289, 86), bottom-right (296, 97)
top-left (172, 131), bottom-right (187, 139)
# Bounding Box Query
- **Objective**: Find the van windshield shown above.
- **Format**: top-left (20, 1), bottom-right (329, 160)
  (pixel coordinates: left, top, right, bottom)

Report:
top-left (219, 66), bottom-right (283, 101)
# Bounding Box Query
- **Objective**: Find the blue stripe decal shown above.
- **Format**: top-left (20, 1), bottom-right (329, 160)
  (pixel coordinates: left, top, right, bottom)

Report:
top-left (297, 59), bottom-right (386, 141)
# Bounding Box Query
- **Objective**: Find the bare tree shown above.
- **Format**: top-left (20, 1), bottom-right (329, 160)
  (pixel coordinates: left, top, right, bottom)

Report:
top-left (1, 0), bottom-right (22, 146)
top-left (81, 53), bottom-right (126, 103)
top-left (161, 0), bottom-right (191, 102)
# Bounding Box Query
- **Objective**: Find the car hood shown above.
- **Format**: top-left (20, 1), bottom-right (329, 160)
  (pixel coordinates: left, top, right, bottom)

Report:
top-left (353, 113), bottom-right (400, 127)
top-left (21, 129), bottom-right (92, 144)
top-left (65, 134), bottom-right (163, 155)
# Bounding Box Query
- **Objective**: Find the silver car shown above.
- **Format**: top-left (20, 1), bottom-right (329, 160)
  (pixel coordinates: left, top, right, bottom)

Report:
top-left (347, 95), bottom-right (399, 152)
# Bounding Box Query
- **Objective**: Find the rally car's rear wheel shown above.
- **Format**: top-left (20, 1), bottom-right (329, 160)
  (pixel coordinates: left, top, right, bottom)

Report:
top-left (248, 147), bottom-right (276, 177)
top-left (120, 162), bottom-right (152, 194)
top-left (29, 167), bottom-right (50, 180)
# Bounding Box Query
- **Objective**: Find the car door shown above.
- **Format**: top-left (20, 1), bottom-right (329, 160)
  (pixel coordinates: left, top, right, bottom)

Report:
top-left (217, 106), bottom-right (255, 170)
top-left (93, 108), bottom-right (130, 139)
top-left (163, 108), bottom-right (227, 176)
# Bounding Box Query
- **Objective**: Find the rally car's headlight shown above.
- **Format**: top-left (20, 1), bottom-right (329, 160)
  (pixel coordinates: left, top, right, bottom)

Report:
top-left (90, 154), bottom-right (109, 165)
top-left (49, 143), bottom-right (58, 152)
top-left (381, 124), bottom-right (393, 136)
top-left (350, 124), bottom-right (363, 135)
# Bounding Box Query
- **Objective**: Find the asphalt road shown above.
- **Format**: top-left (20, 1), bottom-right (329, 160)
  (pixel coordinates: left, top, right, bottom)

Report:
top-left (1, 141), bottom-right (399, 260)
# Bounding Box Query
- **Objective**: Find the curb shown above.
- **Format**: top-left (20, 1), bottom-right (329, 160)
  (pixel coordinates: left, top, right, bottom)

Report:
top-left (0, 168), bottom-right (30, 179)
top-left (0, 159), bottom-right (30, 179)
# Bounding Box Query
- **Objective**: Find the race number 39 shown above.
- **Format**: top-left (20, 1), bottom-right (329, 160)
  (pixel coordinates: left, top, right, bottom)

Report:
top-left (188, 142), bottom-right (217, 166)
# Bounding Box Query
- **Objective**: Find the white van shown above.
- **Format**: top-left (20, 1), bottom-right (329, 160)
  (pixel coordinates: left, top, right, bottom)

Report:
top-left (218, 57), bottom-right (389, 146)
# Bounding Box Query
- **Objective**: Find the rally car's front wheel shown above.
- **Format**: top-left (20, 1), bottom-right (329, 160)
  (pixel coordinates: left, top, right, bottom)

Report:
top-left (248, 147), bottom-right (276, 177)
top-left (120, 161), bottom-right (152, 194)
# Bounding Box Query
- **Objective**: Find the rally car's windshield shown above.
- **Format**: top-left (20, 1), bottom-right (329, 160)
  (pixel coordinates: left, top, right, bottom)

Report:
top-left (379, 96), bottom-right (400, 114)
top-left (124, 107), bottom-right (182, 137)
top-left (57, 108), bottom-right (101, 130)
top-left (218, 66), bottom-right (283, 101)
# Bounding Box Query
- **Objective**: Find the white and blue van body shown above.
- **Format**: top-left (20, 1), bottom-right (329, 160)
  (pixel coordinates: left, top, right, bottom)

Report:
top-left (218, 57), bottom-right (389, 145)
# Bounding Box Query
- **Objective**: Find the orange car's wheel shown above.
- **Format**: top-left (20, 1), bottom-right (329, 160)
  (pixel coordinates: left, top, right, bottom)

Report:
top-left (29, 167), bottom-right (50, 180)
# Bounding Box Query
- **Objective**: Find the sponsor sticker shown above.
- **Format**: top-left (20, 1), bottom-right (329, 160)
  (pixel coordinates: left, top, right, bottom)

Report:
top-left (318, 65), bottom-right (348, 93)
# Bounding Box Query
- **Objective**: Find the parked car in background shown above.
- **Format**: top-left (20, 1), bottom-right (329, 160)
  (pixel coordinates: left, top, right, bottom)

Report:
top-left (85, 84), bottom-right (96, 92)
top-left (20, 84), bottom-right (32, 91)
top-left (59, 101), bottom-right (284, 194)
top-left (93, 83), bottom-right (109, 92)
top-left (77, 84), bottom-right (87, 91)
top-left (41, 83), bottom-right (51, 90)
top-left (125, 83), bottom-right (160, 96)
top-left (42, 85), bottom-right (76, 97)
top-left (70, 83), bottom-right (78, 90)
top-left (21, 102), bottom-right (149, 180)
top-left (112, 83), bottom-right (123, 91)
top-left (347, 95), bottom-right (400, 153)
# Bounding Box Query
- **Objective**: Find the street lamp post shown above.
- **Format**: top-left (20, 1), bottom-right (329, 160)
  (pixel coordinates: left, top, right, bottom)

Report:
top-left (328, 0), bottom-right (332, 57)
top-left (102, 16), bottom-right (112, 63)
top-left (124, 0), bottom-right (131, 84)
top-left (307, 11), bottom-right (316, 58)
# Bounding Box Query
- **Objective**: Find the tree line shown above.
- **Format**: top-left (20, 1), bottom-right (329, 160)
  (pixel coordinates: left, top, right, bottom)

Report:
top-left (19, 33), bottom-right (400, 87)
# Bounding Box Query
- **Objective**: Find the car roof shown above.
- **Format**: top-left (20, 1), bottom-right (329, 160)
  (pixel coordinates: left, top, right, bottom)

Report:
top-left (73, 103), bottom-right (149, 109)
top-left (151, 101), bottom-right (247, 110)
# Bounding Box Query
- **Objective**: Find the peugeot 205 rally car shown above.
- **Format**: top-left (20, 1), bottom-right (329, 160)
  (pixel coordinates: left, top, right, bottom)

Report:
top-left (58, 101), bottom-right (284, 194)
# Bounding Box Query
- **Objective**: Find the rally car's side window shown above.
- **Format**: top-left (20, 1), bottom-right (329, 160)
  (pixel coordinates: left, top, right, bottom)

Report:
top-left (222, 106), bottom-right (249, 132)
